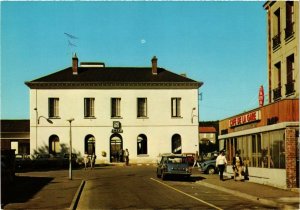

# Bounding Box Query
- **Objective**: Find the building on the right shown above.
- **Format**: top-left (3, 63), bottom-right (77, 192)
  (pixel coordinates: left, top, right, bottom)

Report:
top-left (218, 1), bottom-right (299, 189)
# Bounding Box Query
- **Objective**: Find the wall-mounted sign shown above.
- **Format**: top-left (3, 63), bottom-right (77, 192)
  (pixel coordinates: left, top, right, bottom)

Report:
top-left (259, 85), bottom-right (264, 107)
top-left (112, 121), bottom-right (123, 133)
top-left (229, 110), bottom-right (261, 127)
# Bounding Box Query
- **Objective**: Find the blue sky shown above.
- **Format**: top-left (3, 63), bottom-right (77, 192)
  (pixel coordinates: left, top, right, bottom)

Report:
top-left (1, 1), bottom-right (267, 121)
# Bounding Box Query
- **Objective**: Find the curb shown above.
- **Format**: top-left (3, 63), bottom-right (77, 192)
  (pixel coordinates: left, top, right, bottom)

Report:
top-left (69, 180), bottom-right (85, 210)
top-left (196, 181), bottom-right (295, 210)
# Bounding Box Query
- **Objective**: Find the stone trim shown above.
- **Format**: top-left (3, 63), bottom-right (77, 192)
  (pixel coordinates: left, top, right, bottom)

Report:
top-left (25, 81), bottom-right (202, 89)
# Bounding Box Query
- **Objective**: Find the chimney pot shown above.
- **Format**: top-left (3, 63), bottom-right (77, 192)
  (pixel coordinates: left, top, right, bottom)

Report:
top-left (151, 56), bottom-right (158, 75)
top-left (72, 53), bottom-right (78, 75)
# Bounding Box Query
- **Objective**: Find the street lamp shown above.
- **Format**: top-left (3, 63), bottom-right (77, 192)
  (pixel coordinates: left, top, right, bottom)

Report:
top-left (67, 118), bottom-right (75, 180)
top-left (34, 108), bottom-right (53, 151)
top-left (191, 107), bottom-right (197, 123)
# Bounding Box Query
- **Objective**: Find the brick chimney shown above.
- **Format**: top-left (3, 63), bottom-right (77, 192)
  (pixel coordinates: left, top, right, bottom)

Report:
top-left (72, 53), bottom-right (78, 75)
top-left (151, 56), bottom-right (158, 75)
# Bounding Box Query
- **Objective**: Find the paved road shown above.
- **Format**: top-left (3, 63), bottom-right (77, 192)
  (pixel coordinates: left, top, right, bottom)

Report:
top-left (77, 165), bottom-right (273, 209)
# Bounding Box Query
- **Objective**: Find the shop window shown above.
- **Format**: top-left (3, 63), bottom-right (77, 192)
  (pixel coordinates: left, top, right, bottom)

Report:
top-left (137, 134), bottom-right (147, 155)
top-left (261, 133), bottom-right (271, 168)
top-left (270, 130), bottom-right (285, 169)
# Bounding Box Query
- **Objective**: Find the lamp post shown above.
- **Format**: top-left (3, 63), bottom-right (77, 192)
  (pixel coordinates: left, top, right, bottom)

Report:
top-left (191, 107), bottom-right (197, 123)
top-left (34, 108), bottom-right (53, 151)
top-left (67, 118), bottom-right (75, 180)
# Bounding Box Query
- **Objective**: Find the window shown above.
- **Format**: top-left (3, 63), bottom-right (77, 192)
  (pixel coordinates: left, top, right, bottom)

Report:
top-left (285, 1), bottom-right (294, 40)
top-left (286, 54), bottom-right (295, 95)
top-left (273, 62), bottom-right (281, 100)
top-left (49, 135), bottom-right (60, 155)
top-left (172, 134), bottom-right (182, 154)
top-left (84, 98), bottom-right (95, 118)
top-left (137, 134), bottom-right (147, 155)
top-left (49, 98), bottom-right (59, 118)
top-left (137, 98), bottom-right (147, 117)
top-left (272, 9), bottom-right (281, 49)
top-left (111, 98), bottom-right (121, 118)
top-left (171, 98), bottom-right (181, 117)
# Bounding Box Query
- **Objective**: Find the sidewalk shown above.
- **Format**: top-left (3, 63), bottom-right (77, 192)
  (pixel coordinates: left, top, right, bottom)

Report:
top-left (192, 168), bottom-right (300, 210)
top-left (2, 165), bottom-right (299, 210)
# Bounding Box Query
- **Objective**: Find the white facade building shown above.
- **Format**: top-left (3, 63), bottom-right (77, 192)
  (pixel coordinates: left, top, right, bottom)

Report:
top-left (25, 55), bottom-right (202, 164)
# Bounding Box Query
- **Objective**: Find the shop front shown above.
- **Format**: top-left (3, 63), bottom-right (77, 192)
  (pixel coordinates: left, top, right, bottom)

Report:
top-left (219, 99), bottom-right (299, 189)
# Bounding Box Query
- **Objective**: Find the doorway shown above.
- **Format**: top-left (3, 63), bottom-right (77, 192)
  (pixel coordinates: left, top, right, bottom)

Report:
top-left (110, 134), bottom-right (123, 162)
top-left (85, 135), bottom-right (95, 155)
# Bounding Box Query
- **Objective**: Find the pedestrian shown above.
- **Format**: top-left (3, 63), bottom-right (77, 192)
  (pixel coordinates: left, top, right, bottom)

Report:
top-left (83, 152), bottom-right (90, 170)
top-left (90, 153), bottom-right (96, 169)
top-left (118, 149), bottom-right (123, 162)
top-left (216, 150), bottom-right (227, 181)
top-left (192, 151), bottom-right (200, 168)
top-left (124, 148), bottom-right (129, 166)
top-left (232, 151), bottom-right (243, 181)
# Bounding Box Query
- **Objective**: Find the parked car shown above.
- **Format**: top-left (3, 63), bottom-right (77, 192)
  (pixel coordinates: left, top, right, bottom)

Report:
top-left (156, 154), bottom-right (191, 180)
top-left (199, 155), bottom-right (218, 174)
top-left (182, 153), bottom-right (195, 166)
top-left (15, 154), bottom-right (32, 171)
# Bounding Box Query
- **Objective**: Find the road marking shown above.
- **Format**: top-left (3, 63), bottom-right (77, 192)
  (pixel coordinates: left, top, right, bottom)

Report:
top-left (150, 178), bottom-right (223, 210)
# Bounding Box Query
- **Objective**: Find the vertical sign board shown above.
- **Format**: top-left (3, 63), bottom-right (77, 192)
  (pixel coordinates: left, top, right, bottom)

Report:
top-left (259, 85), bottom-right (264, 107)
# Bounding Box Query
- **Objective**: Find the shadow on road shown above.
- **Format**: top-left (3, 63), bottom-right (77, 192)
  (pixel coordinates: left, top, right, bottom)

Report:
top-left (163, 175), bottom-right (206, 182)
top-left (1, 175), bottom-right (53, 208)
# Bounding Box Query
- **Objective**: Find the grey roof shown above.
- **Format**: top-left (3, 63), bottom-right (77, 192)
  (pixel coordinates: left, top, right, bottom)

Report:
top-left (1, 120), bottom-right (30, 133)
top-left (25, 66), bottom-right (202, 89)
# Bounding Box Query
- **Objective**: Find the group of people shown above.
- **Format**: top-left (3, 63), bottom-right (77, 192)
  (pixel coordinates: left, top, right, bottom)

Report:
top-left (216, 150), bottom-right (247, 181)
top-left (117, 148), bottom-right (130, 165)
top-left (83, 153), bottom-right (97, 170)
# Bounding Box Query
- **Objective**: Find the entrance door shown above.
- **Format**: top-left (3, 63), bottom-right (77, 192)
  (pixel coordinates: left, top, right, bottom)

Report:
top-left (110, 134), bottom-right (123, 162)
top-left (85, 135), bottom-right (95, 155)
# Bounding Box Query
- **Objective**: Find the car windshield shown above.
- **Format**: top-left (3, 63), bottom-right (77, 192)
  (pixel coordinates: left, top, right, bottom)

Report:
top-left (166, 157), bottom-right (187, 164)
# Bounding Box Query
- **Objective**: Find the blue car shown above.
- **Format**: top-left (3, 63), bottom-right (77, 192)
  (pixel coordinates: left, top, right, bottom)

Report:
top-left (199, 156), bottom-right (218, 174)
top-left (156, 154), bottom-right (191, 180)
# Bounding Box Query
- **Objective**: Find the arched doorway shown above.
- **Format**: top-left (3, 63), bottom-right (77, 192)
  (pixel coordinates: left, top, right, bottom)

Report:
top-left (137, 134), bottom-right (147, 155)
top-left (110, 134), bottom-right (123, 162)
top-left (85, 135), bottom-right (95, 155)
top-left (49, 135), bottom-right (60, 155)
top-left (172, 134), bottom-right (182, 154)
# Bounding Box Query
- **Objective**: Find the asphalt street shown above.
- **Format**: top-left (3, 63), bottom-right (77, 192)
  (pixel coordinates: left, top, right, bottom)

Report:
top-left (77, 165), bottom-right (273, 209)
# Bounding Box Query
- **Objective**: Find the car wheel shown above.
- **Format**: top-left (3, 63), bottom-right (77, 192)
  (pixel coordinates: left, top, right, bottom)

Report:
top-left (157, 169), bottom-right (161, 178)
top-left (207, 166), bottom-right (215, 175)
top-left (161, 172), bottom-right (166, 180)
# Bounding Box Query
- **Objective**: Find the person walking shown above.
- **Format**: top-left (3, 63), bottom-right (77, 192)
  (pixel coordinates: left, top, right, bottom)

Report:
top-left (192, 151), bottom-right (200, 168)
top-left (124, 148), bottom-right (129, 166)
top-left (216, 150), bottom-right (227, 181)
top-left (90, 153), bottom-right (96, 169)
top-left (83, 152), bottom-right (90, 170)
top-left (233, 151), bottom-right (243, 181)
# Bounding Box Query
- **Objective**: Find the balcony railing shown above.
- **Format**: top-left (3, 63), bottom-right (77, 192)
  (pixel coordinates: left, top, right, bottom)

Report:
top-left (285, 22), bottom-right (294, 40)
top-left (285, 82), bottom-right (295, 95)
top-left (273, 87), bottom-right (282, 101)
top-left (272, 33), bottom-right (281, 50)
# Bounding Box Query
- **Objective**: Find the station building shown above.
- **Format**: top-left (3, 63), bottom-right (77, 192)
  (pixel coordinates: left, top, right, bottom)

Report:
top-left (219, 1), bottom-right (299, 189)
top-left (25, 55), bottom-right (202, 164)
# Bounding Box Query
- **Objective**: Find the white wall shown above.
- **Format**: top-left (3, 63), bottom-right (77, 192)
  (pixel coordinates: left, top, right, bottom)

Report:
top-left (225, 166), bottom-right (287, 189)
top-left (29, 88), bottom-right (199, 163)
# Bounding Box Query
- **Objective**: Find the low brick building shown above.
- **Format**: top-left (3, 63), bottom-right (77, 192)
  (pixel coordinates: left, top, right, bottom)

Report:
top-left (219, 99), bottom-right (299, 189)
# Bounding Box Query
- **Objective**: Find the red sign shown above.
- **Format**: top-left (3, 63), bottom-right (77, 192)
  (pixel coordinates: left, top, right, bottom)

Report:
top-left (229, 111), bottom-right (261, 127)
top-left (259, 85), bottom-right (264, 107)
